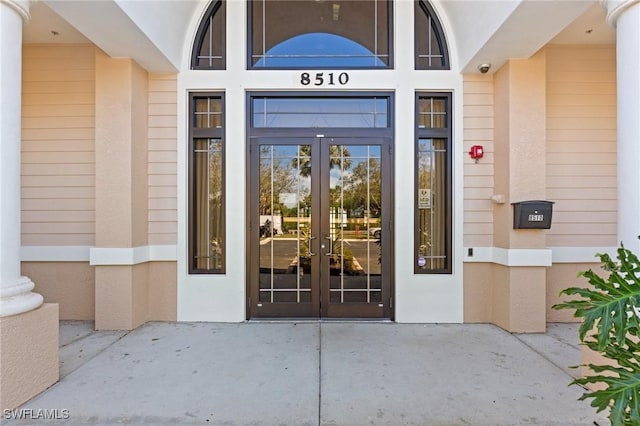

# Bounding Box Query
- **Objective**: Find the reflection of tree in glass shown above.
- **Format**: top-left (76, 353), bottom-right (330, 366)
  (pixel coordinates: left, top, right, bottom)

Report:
top-left (208, 145), bottom-right (223, 203)
top-left (259, 146), bottom-right (299, 215)
top-left (341, 158), bottom-right (381, 217)
top-left (205, 140), bottom-right (223, 269)
top-left (291, 145), bottom-right (352, 177)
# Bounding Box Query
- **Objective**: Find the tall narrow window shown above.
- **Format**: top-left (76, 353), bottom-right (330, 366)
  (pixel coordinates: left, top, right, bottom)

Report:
top-left (191, 0), bottom-right (226, 70)
top-left (190, 94), bottom-right (225, 273)
top-left (415, 0), bottom-right (449, 70)
top-left (415, 94), bottom-right (451, 273)
top-left (249, 0), bottom-right (392, 69)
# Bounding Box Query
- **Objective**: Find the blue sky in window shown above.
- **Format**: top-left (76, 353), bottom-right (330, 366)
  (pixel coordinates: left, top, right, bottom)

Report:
top-left (254, 32), bottom-right (386, 68)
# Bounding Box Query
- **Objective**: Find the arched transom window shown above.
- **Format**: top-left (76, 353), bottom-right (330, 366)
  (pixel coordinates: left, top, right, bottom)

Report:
top-left (415, 0), bottom-right (449, 70)
top-left (248, 0), bottom-right (393, 69)
top-left (191, 0), bottom-right (226, 70)
top-left (190, 1), bottom-right (451, 71)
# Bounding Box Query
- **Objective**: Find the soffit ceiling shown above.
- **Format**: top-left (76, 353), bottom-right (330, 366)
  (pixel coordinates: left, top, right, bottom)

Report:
top-left (22, 1), bottom-right (616, 73)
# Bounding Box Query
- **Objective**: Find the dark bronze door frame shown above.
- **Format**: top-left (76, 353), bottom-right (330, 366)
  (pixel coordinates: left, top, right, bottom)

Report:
top-left (248, 135), bottom-right (393, 319)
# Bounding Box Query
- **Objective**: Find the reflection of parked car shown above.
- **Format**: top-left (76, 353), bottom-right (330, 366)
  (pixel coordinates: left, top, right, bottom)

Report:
top-left (369, 227), bottom-right (381, 239)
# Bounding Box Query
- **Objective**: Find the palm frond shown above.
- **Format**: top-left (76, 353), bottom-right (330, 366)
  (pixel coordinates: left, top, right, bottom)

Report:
top-left (553, 246), bottom-right (640, 425)
top-left (553, 247), bottom-right (640, 351)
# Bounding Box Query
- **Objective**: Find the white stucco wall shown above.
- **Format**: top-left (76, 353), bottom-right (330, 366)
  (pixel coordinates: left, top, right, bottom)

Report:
top-left (176, 0), bottom-right (464, 322)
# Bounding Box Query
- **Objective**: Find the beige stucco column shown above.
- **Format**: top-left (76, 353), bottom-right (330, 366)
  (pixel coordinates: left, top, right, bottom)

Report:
top-left (93, 50), bottom-right (149, 330)
top-left (602, 0), bottom-right (640, 253)
top-left (491, 50), bottom-right (548, 333)
top-left (0, 0), bottom-right (59, 410)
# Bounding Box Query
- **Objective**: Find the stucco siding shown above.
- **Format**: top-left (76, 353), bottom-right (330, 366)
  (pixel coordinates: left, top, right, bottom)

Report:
top-left (21, 44), bottom-right (96, 246)
top-left (22, 262), bottom-right (95, 320)
top-left (148, 74), bottom-right (177, 245)
top-left (463, 74), bottom-right (494, 247)
top-left (545, 45), bottom-right (617, 247)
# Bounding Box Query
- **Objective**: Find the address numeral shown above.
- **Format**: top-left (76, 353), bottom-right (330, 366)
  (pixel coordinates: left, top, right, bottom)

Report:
top-left (300, 72), bottom-right (349, 87)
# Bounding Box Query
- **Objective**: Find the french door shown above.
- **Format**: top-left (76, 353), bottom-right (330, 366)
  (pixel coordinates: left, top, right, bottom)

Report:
top-left (248, 136), bottom-right (392, 318)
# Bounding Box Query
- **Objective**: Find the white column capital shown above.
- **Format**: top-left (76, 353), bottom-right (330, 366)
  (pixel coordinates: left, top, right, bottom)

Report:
top-left (601, 0), bottom-right (640, 26)
top-left (0, 0), bottom-right (34, 21)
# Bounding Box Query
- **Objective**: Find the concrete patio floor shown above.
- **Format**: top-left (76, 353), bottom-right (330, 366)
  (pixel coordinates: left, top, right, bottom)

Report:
top-left (6, 321), bottom-right (609, 425)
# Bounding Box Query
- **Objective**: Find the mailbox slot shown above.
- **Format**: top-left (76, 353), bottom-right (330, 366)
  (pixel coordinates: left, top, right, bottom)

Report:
top-left (512, 200), bottom-right (554, 229)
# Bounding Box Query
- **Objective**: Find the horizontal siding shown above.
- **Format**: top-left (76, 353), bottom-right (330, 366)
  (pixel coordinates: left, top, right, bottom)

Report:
top-left (148, 74), bottom-right (177, 246)
top-left (546, 45), bottom-right (617, 247)
top-left (463, 74), bottom-right (494, 247)
top-left (21, 45), bottom-right (96, 246)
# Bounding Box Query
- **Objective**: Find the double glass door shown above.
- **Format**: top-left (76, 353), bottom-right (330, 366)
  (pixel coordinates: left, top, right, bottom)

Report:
top-left (249, 136), bottom-right (392, 318)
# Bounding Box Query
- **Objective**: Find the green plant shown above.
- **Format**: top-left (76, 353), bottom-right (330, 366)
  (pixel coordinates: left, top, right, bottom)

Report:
top-left (553, 245), bottom-right (640, 425)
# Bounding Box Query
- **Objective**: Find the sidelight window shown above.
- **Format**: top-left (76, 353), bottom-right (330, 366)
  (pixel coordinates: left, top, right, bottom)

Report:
top-left (189, 94), bottom-right (225, 273)
top-left (415, 93), bottom-right (452, 273)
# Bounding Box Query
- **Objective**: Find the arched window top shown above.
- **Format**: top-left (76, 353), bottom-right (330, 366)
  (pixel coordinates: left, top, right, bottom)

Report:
top-left (415, 0), bottom-right (450, 70)
top-left (191, 0), bottom-right (226, 70)
top-left (249, 0), bottom-right (392, 69)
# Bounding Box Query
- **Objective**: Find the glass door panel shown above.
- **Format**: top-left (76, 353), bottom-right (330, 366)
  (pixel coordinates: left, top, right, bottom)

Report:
top-left (321, 142), bottom-right (387, 318)
top-left (251, 141), bottom-right (319, 317)
top-left (250, 137), bottom-right (390, 318)
top-left (259, 144), bottom-right (314, 304)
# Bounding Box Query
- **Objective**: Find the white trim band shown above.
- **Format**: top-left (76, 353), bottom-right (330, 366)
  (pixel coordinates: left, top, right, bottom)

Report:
top-left (551, 246), bottom-right (618, 263)
top-left (22, 245), bottom-right (616, 266)
top-left (464, 246), bottom-right (618, 266)
top-left (89, 245), bottom-right (177, 265)
top-left (21, 246), bottom-right (91, 262)
top-left (464, 247), bottom-right (552, 267)
top-left (20, 245), bottom-right (177, 265)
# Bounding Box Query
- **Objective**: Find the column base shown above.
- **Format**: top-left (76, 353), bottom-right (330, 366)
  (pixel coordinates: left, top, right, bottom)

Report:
top-left (0, 276), bottom-right (44, 317)
top-left (0, 303), bottom-right (59, 410)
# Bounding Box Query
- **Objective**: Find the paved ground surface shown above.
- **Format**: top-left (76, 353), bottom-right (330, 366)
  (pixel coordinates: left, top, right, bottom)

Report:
top-left (6, 322), bottom-right (609, 425)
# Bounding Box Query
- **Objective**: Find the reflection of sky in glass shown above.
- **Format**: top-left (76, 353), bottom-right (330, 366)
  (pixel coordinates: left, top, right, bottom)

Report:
top-left (254, 33), bottom-right (387, 68)
top-left (265, 145), bottom-right (309, 159)
top-left (336, 145), bottom-right (380, 159)
top-left (419, 140), bottom-right (433, 171)
top-left (253, 98), bottom-right (388, 128)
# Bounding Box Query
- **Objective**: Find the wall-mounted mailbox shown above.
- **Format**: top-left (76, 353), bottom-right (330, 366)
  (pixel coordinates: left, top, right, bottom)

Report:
top-left (512, 200), bottom-right (554, 229)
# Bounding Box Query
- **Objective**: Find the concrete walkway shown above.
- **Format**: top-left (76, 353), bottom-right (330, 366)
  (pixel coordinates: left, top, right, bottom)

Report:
top-left (7, 322), bottom-right (609, 425)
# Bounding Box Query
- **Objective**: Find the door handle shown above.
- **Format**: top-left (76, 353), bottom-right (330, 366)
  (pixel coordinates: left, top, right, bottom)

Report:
top-left (324, 235), bottom-right (334, 256)
top-left (307, 235), bottom-right (317, 256)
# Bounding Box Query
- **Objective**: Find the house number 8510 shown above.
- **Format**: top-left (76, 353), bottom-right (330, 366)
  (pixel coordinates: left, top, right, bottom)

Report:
top-left (300, 72), bottom-right (349, 86)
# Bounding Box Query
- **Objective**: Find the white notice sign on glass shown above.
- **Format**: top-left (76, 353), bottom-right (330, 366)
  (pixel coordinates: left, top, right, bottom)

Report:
top-left (418, 188), bottom-right (431, 209)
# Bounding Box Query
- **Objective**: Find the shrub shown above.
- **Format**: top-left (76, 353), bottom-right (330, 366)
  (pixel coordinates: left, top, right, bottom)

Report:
top-left (553, 246), bottom-right (640, 425)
